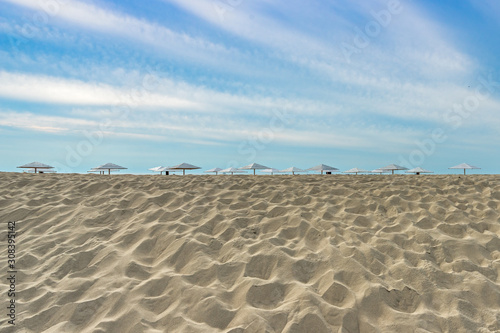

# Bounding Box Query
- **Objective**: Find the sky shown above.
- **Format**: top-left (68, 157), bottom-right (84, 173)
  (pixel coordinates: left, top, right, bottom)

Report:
top-left (0, 0), bottom-right (499, 174)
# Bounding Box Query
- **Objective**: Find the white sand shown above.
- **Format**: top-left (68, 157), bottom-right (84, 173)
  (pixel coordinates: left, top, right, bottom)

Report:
top-left (1, 173), bottom-right (499, 332)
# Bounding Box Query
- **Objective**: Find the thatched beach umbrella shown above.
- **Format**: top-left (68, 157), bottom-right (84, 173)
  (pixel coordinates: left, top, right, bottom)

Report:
top-left (307, 164), bottom-right (339, 175)
top-left (169, 163), bottom-right (201, 175)
top-left (343, 167), bottom-right (370, 175)
top-left (149, 166), bottom-right (174, 175)
top-left (94, 163), bottom-right (127, 175)
top-left (280, 167), bottom-right (305, 175)
top-left (220, 167), bottom-right (247, 175)
top-left (406, 167), bottom-right (433, 175)
top-left (379, 164), bottom-right (408, 175)
top-left (371, 169), bottom-right (391, 174)
top-left (449, 163), bottom-right (480, 175)
top-left (149, 166), bottom-right (164, 173)
top-left (239, 163), bottom-right (270, 175)
top-left (261, 168), bottom-right (282, 175)
top-left (88, 168), bottom-right (106, 174)
top-left (205, 168), bottom-right (223, 175)
top-left (17, 162), bottom-right (54, 173)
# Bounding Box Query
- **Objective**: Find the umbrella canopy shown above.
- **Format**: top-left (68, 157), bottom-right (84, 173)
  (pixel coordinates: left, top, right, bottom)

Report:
top-left (379, 164), bottom-right (408, 175)
top-left (149, 166), bottom-right (175, 175)
top-left (220, 167), bottom-right (247, 175)
top-left (239, 163), bottom-right (270, 175)
top-left (280, 167), bottom-right (305, 175)
top-left (371, 169), bottom-right (391, 174)
top-left (149, 166), bottom-right (164, 172)
top-left (260, 168), bottom-right (282, 175)
top-left (88, 168), bottom-right (106, 174)
top-left (17, 162), bottom-right (54, 173)
top-left (94, 163), bottom-right (127, 175)
top-left (169, 163), bottom-right (201, 175)
top-left (343, 167), bottom-right (370, 175)
top-left (306, 164), bottom-right (339, 175)
top-left (158, 167), bottom-right (176, 172)
top-left (406, 167), bottom-right (433, 175)
top-left (449, 163), bottom-right (480, 175)
top-left (205, 168), bottom-right (223, 175)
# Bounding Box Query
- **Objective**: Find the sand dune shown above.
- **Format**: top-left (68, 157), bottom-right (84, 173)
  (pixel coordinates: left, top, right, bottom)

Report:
top-left (1, 173), bottom-right (499, 332)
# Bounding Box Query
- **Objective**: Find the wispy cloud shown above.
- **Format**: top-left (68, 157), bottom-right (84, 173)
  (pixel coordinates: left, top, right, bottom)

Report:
top-left (0, 107), bottom-right (444, 153)
top-left (0, 70), bottom-right (339, 117)
top-left (0, 0), bottom-right (261, 75)
top-left (0, 71), bottom-right (197, 108)
top-left (163, 0), bottom-right (333, 56)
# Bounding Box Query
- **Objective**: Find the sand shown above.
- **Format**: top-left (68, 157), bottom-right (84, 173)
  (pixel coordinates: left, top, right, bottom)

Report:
top-left (0, 173), bottom-right (499, 332)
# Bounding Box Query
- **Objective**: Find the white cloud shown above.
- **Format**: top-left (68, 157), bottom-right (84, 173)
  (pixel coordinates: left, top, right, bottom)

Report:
top-left (0, 110), bottom-right (84, 132)
top-left (3, 0), bottom-right (475, 89)
top-left (163, 0), bottom-right (333, 57)
top-left (0, 70), bottom-right (340, 117)
top-left (164, 0), bottom-right (473, 76)
top-left (0, 0), bottom-right (254, 73)
top-left (0, 108), bottom-right (431, 153)
top-left (0, 71), bottom-right (197, 108)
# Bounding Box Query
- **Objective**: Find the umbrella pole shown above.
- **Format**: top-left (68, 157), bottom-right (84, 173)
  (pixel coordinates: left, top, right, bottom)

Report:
top-left (464, 169), bottom-right (466, 175)
top-left (254, 169), bottom-right (256, 175)
top-left (183, 169), bottom-right (185, 175)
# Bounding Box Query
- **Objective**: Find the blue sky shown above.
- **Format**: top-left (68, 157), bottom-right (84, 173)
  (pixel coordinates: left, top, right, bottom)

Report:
top-left (0, 0), bottom-right (499, 174)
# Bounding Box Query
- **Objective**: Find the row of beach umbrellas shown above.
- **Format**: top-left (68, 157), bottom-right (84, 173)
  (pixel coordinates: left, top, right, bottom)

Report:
top-left (147, 163), bottom-right (201, 175)
top-left (204, 163), bottom-right (481, 175)
top-left (14, 162), bottom-right (201, 175)
top-left (205, 163), bottom-right (338, 175)
top-left (16, 162), bottom-right (482, 175)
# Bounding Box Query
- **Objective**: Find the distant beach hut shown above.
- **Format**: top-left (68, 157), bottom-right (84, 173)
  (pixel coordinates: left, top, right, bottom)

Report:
top-left (449, 163), bottom-right (481, 175)
top-left (205, 168), bottom-right (223, 175)
top-left (280, 167), bottom-right (305, 175)
top-left (94, 163), bottom-right (127, 175)
top-left (379, 164), bottom-right (408, 175)
top-left (343, 167), bottom-right (370, 175)
top-left (17, 162), bottom-right (54, 173)
top-left (406, 167), bottom-right (433, 175)
top-left (239, 163), bottom-right (270, 175)
top-left (220, 167), bottom-right (247, 175)
top-left (261, 168), bottom-right (282, 175)
top-left (169, 163), bottom-right (201, 175)
top-left (307, 164), bottom-right (339, 175)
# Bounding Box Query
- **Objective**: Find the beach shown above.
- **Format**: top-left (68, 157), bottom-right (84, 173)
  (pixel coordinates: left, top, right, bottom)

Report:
top-left (1, 172), bottom-right (499, 332)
